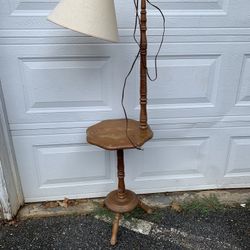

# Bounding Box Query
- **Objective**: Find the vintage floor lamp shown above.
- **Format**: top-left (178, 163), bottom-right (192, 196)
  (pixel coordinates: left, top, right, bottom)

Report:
top-left (48, 0), bottom-right (164, 245)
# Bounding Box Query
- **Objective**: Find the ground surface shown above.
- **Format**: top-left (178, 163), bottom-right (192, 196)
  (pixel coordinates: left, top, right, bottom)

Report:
top-left (0, 207), bottom-right (249, 250)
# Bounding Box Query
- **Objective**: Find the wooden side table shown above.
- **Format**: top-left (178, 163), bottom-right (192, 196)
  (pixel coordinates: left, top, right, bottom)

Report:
top-left (87, 118), bottom-right (153, 245)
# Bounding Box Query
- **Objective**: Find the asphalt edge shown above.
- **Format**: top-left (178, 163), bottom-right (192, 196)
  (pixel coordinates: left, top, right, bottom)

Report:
top-left (16, 188), bottom-right (250, 220)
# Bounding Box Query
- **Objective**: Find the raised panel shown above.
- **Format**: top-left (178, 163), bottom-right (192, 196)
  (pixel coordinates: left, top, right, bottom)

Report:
top-left (35, 144), bottom-right (111, 187)
top-left (0, 0), bottom-right (12, 14)
top-left (225, 137), bottom-right (250, 177)
top-left (147, 55), bottom-right (221, 108)
top-left (0, 43), bottom-right (130, 124)
top-left (131, 137), bottom-right (208, 181)
top-left (10, 0), bottom-right (58, 16)
top-left (19, 57), bottom-right (112, 113)
top-left (1, 0), bottom-right (250, 32)
top-left (235, 55), bottom-right (250, 107)
top-left (12, 132), bottom-right (116, 201)
top-left (10, 0), bottom-right (229, 17)
top-left (148, 0), bottom-right (229, 16)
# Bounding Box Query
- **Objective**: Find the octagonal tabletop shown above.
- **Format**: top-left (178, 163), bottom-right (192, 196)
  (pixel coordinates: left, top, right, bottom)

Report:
top-left (86, 119), bottom-right (153, 150)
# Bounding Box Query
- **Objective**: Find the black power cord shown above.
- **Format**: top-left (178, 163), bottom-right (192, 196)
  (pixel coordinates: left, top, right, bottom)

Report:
top-left (121, 0), bottom-right (166, 150)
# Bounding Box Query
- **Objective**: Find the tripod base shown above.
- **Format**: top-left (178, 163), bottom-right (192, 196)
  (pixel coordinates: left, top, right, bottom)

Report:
top-left (87, 121), bottom-right (154, 245)
top-left (105, 189), bottom-right (153, 245)
top-left (105, 190), bottom-right (138, 213)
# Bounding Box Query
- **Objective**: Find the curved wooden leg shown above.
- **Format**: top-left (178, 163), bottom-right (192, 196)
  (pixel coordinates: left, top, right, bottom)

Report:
top-left (138, 200), bottom-right (153, 214)
top-left (110, 213), bottom-right (121, 245)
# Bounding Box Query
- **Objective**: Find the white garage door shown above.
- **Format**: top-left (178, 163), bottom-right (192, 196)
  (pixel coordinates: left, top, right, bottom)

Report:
top-left (0, 0), bottom-right (250, 202)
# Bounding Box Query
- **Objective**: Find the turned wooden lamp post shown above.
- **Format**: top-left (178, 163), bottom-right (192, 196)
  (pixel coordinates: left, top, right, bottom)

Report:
top-left (48, 0), bottom-right (158, 245)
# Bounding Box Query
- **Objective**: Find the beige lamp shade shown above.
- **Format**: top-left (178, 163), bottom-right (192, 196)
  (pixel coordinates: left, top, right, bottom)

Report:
top-left (48, 0), bottom-right (119, 42)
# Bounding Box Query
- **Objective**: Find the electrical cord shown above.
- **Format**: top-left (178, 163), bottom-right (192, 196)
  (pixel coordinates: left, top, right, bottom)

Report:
top-left (133, 0), bottom-right (166, 81)
top-left (121, 0), bottom-right (141, 150)
top-left (121, 0), bottom-right (166, 150)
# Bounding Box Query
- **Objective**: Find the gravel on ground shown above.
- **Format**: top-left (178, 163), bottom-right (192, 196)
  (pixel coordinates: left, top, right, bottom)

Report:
top-left (0, 207), bottom-right (249, 250)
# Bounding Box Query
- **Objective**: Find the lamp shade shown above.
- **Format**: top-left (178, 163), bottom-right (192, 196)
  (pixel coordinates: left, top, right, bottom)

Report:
top-left (48, 0), bottom-right (119, 42)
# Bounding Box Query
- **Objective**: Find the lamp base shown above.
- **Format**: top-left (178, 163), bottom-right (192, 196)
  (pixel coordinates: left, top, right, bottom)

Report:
top-left (86, 120), bottom-right (153, 245)
top-left (105, 190), bottom-right (138, 213)
top-left (104, 189), bottom-right (153, 245)
top-left (104, 150), bottom-right (153, 245)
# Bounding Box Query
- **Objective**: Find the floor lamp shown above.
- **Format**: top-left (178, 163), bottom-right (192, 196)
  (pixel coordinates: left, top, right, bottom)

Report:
top-left (48, 0), bottom-right (164, 245)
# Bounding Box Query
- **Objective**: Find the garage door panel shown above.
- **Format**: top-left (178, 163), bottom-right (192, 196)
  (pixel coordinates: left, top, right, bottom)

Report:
top-left (228, 52), bottom-right (250, 116)
top-left (235, 54), bottom-right (250, 107)
top-left (128, 137), bottom-right (209, 180)
top-left (147, 54), bottom-right (220, 107)
top-left (126, 127), bottom-right (250, 193)
top-left (12, 128), bottom-right (216, 200)
top-left (20, 56), bottom-right (112, 113)
top-left (124, 127), bottom-right (229, 193)
top-left (1, 41), bottom-right (249, 123)
top-left (225, 136), bottom-right (250, 178)
top-left (35, 144), bottom-right (112, 187)
top-left (13, 132), bottom-right (116, 201)
top-left (221, 132), bottom-right (250, 188)
top-left (8, 0), bottom-right (230, 17)
top-left (1, 0), bottom-right (250, 32)
top-left (136, 42), bottom-right (245, 119)
top-left (153, 43), bottom-right (250, 119)
top-left (0, 44), bottom-right (127, 124)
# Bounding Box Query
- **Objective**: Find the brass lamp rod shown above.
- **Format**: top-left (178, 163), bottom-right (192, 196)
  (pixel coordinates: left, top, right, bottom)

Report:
top-left (139, 0), bottom-right (148, 129)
